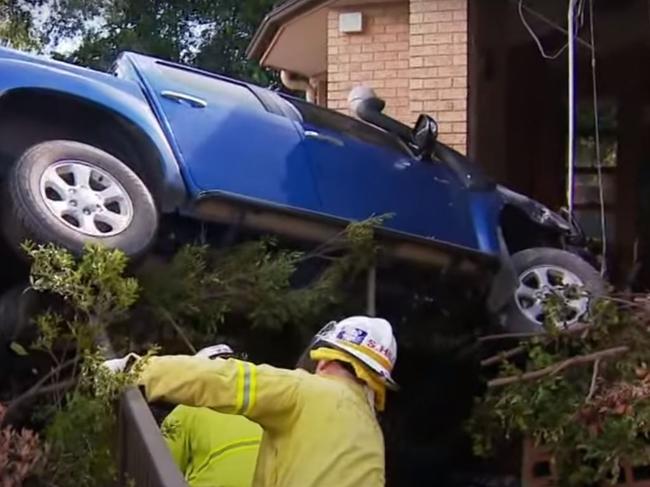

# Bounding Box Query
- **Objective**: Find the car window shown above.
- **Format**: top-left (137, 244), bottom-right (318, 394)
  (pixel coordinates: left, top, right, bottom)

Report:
top-left (283, 97), bottom-right (409, 155)
top-left (155, 62), bottom-right (263, 111)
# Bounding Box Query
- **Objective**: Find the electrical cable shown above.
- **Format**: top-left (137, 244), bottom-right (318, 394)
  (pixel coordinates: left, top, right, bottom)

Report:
top-left (518, 0), bottom-right (568, 59)
top-left (588, 0), bottom-right (608, 277)
top-left (517, 0), bottom-right (589, 61)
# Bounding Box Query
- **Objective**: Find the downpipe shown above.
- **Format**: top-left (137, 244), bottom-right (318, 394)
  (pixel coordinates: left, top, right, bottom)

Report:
top-left (280, 70), bottom-right (316, 103)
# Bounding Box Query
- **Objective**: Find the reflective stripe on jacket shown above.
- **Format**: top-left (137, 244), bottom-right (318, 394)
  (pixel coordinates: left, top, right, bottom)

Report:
top-left (162, 405), bottom-right (261, 487)
top-left (140, 356), bottom-right (385, 487)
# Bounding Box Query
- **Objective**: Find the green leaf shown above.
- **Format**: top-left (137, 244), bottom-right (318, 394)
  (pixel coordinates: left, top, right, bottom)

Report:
top-left (10, 341), bottom-right (28, 356)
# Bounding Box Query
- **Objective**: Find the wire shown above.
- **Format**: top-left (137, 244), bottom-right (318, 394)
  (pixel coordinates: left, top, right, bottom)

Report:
top-left (518, 0), bottom-right (589, 61)
top-left (588, 0), bottom-right (608, 277)
top-left (518, 0), bottom-right (568, 59)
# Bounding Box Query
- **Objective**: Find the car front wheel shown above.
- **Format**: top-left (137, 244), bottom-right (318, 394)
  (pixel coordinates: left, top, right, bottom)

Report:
top-left (502, 248), bottom-right (606, 333)
top-left (3, 140), bottom-right (158, 259)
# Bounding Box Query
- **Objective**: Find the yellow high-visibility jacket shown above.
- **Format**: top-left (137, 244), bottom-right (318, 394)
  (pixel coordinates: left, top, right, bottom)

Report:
top-left (162, 405), bottom-right (262, 487)
top-left (139, 356), bottom-right (385, 487)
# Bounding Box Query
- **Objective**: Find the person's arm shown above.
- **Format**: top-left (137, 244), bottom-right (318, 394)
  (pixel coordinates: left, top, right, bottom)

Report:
top-left (161, 406), bottom-right (191, 474)
top-left (139, 356), bottom-right (300, 430)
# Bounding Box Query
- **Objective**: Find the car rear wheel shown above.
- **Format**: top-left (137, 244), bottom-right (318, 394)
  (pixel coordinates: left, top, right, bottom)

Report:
top-left (3, 140), bottom-right (158, 259)
top-left (502, 248), bottom-right (606, 333)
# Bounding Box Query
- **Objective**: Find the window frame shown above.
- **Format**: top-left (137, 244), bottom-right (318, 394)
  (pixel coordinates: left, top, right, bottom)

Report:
top-left (279, 94), bottom-right (415, 157)
top-left (154, 60), bottom-right (268, 112)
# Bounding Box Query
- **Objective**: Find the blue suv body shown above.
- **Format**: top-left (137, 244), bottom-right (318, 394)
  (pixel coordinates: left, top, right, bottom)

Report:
top-left (0, 47), bottom-right (599, 331)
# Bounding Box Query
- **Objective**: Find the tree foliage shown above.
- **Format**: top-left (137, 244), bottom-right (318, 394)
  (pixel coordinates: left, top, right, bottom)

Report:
top-left (140, 219), bottom-right (379, 345)
top-left (1, 220), bottom-right (378, 483)
top-left (468, 296), bottom-right (650, 486)
top-left (42, 0), bottom-right (277, 82)
top-left (0, 0), bottom-right (44, 49)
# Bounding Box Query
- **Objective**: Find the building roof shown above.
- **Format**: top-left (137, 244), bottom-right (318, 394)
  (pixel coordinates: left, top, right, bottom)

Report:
top-left (246, 0), bottom-right (329, 60)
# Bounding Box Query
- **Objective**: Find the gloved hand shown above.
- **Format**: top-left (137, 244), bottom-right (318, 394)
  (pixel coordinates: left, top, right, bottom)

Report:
top-left (102, 352), bottom-right (141, 373)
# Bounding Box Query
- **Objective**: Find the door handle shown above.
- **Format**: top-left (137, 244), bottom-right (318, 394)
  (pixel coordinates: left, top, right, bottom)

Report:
top-left (161, 90), bottom-right (207, 108)
top-left (304, 130), bottom-right (344, 147)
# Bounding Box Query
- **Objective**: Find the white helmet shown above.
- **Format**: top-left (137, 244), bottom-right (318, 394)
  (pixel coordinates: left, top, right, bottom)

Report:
top-left (195, 344), bottom-right (235, 360)
top-left (314, 316), bottom-right (398, 389)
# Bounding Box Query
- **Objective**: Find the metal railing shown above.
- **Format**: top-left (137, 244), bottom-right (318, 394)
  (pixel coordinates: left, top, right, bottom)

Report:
top-left (117, 387), bottom-right (188, 487)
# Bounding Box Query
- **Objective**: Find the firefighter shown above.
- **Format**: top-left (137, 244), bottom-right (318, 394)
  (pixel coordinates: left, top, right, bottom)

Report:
top-left (105, 316), bottom-right (397, 487)
top-left (162, 344), bottom-right (262, 487)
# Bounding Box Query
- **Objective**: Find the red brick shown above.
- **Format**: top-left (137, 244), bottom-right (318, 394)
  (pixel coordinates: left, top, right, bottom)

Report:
top-left (453, 54), bottom-right (467, 66)
top-left (385, 59), bottom-right (409, 70)
top-left (423, 11), bottom-right (453, 23)
top-left (362, 43), bottom-right (387, 53)
top-left (374, 70), bottom-right (398, 80)
top-left (422, 55), bottom-right (453, 67)
top-left (374, 33), bottom-right (397, 43)
top-left (361, 61), bottom-right (385, 71)
top-left (373, 51), bottom-right (397, 61)
top-left (435, 110), bottom-right (467, 122)
top-left (438, 21), bottom-right (467, 33)
top-left (350, 52), bottom-right (373, 62)
top-left (437, 65), bottom-right (466, 77)
top-left (411, 34), bottom-right (424, 46)
top-left (410, 22), bottom-right (437, 35)
top-left (410, 67), bottom-right (438, 78)
top-left (422, 33), bottom-right (453, 45)
top-left (411, 45), bottom-right (438, 56)
top-left (452, 76), bottom-right (467, 88)
top-left (386, 23), bottom-right (408, 34)
top-left (439, 88), bottom-right (466, 100)
top-left (329, 71), bottom-right (350, 82)
top-left (386, 41), bottom-right (409, 51)
top-left (438, 0), bottom-right (466, 11)
top-left (385, 78), bottom-right (409, 88)
top-left (452, 122), bottom-right (467, 133)
top-left (423, 78), bottom-right (452, 89)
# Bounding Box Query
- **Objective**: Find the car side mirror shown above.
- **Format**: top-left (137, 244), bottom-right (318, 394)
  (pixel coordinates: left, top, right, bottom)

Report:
top-left (412, 114), bottom-right (438, 156)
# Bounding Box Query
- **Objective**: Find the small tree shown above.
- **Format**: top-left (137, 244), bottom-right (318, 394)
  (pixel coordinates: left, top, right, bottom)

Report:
top-left (2, 219), bottom-right (380, 484)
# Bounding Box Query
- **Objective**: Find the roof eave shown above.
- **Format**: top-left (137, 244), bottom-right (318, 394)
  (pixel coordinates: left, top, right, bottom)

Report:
top-left (247, 0), bottom-right (330, 61)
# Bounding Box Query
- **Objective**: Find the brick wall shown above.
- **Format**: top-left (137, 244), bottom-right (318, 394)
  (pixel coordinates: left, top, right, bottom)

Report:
top-left (327, 2), bottom-right (411, 121)
top-left (326, 0), bottom-right (468, 152)
top-left (409, 0), bottom-right (468, 151)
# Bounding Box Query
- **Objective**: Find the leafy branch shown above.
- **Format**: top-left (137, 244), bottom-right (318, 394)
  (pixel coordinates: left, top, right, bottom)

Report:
top-left (487, 346), bottom-right (628, 388)
top-left (468, 294), bottom-right (650, 486)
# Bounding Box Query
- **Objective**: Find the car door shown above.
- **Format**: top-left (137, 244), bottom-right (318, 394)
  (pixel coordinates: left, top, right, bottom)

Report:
top-left (131, 56), bottom-right (320, 212)
top-left (282, 97), bottom-right (479, 249)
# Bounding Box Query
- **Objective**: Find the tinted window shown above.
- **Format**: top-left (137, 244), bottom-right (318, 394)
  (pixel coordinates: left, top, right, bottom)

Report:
top-left (284, 97), bottom-right (408, 154)
top-left (156, 62), bottom-right (263, 111)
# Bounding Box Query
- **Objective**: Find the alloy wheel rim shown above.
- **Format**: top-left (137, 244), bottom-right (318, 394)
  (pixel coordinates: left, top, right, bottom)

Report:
top-left (39, 160), bottom-right (134, 237)
top-left (515, 264), bottom-right (589, 327)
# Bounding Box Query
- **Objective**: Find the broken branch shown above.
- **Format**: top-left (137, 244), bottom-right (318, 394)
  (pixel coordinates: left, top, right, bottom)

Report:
top-left (481, 323), bottom-right (593, 367)
top-left (478, 331), bottom-right (546, 342)
top-left (586, 358), bottom-right (601, 402)
top-left (487, 346), bottom-right (628, 388)
top-left (3, 378), bottom-right (77, 427)
top-left (481, 345), bottom-right (526, 367)
top-left (156, 307), bottom-right (197, 354)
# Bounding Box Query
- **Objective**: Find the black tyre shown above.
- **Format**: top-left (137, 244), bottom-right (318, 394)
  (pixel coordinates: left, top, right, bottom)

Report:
top-left (0, 285), bottom-right (40, 346)
top-left (3, 140), bottom-right (158, 259)
top-left (0, 285), bottom-right (42, 375)
top-left (502, 247), bottom-right (606, 333)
